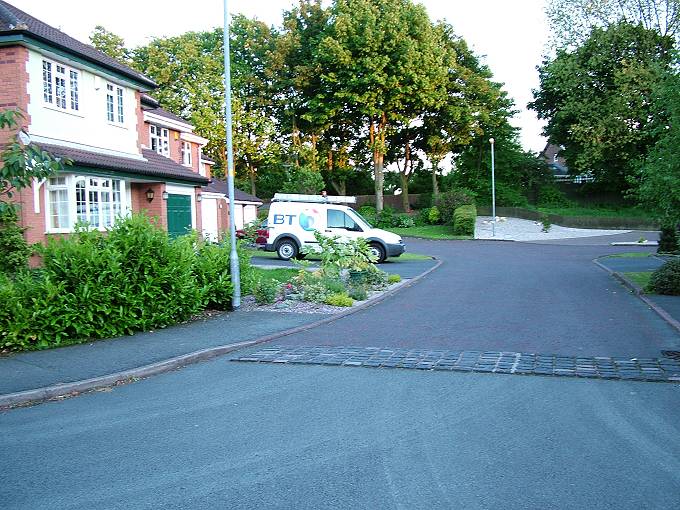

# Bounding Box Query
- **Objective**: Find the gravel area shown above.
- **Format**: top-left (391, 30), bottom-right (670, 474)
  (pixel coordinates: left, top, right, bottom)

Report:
top-left (239, 280), bottom-right (408, 314)
top-left (475, 216), bottom-right (632, 241)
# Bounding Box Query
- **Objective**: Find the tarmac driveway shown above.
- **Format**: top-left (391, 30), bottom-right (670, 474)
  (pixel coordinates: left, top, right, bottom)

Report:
top-left (269, 238), bottom-right (680, 358)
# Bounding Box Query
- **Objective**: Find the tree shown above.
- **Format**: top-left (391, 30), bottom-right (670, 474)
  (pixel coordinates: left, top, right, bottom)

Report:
top-left (1, 110), bottom-right (71, 272)
top-left (546, 0), bottom-right (680, 49)
top-left (317, 0), bottom-right (447, 211)
top-left (633, 70), bottom-right (680, 225)
top-left (529, 22), bottom-right (676, 193)
top-left (89, 26), bottom-right (131, 63)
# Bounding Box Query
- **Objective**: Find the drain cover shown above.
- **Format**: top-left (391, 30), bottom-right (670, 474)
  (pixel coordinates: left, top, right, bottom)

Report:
top-left (662, 351), bottom-right (680, 360)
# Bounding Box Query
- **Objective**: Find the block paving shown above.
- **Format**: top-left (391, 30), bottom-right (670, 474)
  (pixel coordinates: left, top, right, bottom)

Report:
top-left (232, 346), bottom-right (680, 383)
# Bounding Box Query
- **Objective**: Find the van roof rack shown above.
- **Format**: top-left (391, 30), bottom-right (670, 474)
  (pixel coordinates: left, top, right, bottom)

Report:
top-left (272, 193), bottom-right (356, 204)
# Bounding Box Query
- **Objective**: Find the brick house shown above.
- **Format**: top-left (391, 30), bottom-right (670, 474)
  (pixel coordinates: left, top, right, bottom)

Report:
top-left (0, 1), bottom-right (260, 247)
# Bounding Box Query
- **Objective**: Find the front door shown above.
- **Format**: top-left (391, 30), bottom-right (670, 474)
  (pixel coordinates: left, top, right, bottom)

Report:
top-left (167, 194), bottom-right (192, 238)
top-left (201, 198), bottom-right (218, 242)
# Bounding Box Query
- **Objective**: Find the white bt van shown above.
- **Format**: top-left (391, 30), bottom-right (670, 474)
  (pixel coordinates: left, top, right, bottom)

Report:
top-left (260, 193), bottom-right (406, 263)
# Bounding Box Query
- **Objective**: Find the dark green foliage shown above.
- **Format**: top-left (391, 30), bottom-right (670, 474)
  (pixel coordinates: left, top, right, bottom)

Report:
top-left (657, 226), bottom-right (679, 254)
top-left (649, 259), bottom-right (680, 295)
top-left (0, 214), bottom-right (247, 352)
top-left (452, 205), bottom-right (477, 236)
top-left (324, 292), bottom-right (353, 307)
top-left (0, 206), bottom-right (31, 274)
top-left (434, 189), bottom-right (475, 225)
top-left (537, 185), bottom-right (573, 208)
top-left (348, 285), bottom-right (368, 301)
top-left (492, 185), bottom-right (530, 207)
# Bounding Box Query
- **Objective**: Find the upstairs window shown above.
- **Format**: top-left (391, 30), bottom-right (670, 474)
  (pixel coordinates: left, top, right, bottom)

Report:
top-left (106, 83), bottom-right (124, 123)
top-left (150, 125), bottom-right (169, 156)
top-left (181, 141), bottom-right (192, 167)
top-left (42, 59), bottom-right (78, 112)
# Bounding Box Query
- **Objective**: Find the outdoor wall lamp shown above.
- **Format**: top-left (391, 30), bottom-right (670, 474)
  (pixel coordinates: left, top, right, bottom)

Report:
top-left (196, 194), bottom-right (203, 202)
top-left (162, 191), bottom-right (169, 200)
top-left (145, 188), bottom-right (155, 202)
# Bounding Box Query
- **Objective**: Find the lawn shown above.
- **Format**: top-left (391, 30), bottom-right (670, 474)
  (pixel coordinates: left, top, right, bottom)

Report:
top-left (251, 266), bottom-right (298, 285)
top-left (536, 205), bottom-right (654, 219)
top-left (387, 225), bottom-right (472, 240)
top-left (604, 252), bottom-right (652, 258)
top-left (622, 271), bottom-right (653, 291)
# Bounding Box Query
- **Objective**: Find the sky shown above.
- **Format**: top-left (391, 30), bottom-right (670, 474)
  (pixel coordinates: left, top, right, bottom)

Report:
top-left (13, 0), bottom-right (550, 153)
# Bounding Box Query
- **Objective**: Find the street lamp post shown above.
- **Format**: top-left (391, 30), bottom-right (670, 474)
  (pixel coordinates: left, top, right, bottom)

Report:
top-left (224, 0), bottom-right (241, 308)
top-left (489, 137), bottom-right (496, 237)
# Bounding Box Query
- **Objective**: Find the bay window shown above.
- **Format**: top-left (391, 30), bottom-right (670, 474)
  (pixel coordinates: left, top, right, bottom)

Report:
top-left (47, 175), bottom-right (127, 232)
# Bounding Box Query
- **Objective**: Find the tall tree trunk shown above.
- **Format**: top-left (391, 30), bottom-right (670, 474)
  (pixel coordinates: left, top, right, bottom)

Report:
top-left (431, 156), bottom-right (440, 197)
top-left (249, 164), bottom-right (256, 196)
top-left (371, 114), bottom-right (387, 212)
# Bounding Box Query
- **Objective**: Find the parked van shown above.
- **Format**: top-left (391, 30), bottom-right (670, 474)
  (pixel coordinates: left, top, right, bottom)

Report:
top-left (259, 193), bottom-right (405, 262)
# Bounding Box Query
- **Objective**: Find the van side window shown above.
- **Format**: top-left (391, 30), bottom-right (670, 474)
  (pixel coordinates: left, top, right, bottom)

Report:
top-left (327, 209), bottom-right (361, 231)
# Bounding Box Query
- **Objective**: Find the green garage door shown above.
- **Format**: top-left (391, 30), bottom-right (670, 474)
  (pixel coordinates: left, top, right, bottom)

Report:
top-left (167, 194), bottom-right (192, 238)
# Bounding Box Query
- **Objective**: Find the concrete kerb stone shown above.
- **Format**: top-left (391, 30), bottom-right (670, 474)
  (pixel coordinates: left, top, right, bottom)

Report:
top-left (593, 257), bottom-right (680, 335)
top-left (0, 258), bottom-right (443, 409)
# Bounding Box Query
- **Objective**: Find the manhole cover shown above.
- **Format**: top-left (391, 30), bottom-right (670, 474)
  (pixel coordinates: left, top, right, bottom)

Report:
top-left (661, 351), bottom-right (680, 360)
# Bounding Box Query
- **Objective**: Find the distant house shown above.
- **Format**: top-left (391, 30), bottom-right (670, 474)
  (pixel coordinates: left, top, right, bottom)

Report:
top-left (539, 143), bottom-right (594, 184)
top-left (0, 0), bottom-right (260, 246)
top-left (201, 180), bottom-right (262, 242)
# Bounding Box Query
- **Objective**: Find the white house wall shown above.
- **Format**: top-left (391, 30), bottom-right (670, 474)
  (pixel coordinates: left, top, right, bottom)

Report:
top-left (26, 49), bottom-right (140, 157)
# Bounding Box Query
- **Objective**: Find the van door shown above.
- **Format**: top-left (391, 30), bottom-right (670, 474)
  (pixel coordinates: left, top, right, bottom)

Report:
top-left (325, 208), bottom-right (364, 240)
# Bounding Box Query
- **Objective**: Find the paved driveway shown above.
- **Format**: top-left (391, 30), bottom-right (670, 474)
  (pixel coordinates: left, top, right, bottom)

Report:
top-left (270, 239), bottom-right (679, 357)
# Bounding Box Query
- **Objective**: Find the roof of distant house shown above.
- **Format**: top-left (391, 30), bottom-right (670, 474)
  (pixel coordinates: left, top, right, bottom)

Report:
top-left (141, 94), bottom-right (190, 125)
top-left (203, 179), bottom-right (262, 203)
top-left (38, 143), bottom-right (209, 185)
top-left (0, 0), bottom-right (156, 88)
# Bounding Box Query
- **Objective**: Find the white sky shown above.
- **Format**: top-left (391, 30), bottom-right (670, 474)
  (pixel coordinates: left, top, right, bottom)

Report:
top-left (13, 0), bottom-right (549, 152)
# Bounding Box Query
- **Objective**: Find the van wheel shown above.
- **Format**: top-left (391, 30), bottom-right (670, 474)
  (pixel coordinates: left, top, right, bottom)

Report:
top-left (276, 239), bottom-right (299, 260)
top-left (369, 243), bottom-right (386, 263)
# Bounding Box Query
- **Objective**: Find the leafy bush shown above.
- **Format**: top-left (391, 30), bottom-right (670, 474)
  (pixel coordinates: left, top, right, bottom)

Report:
top-left (254, 278), bottom-right (280, 304)
top-left (427, 206), bottom-right (441, 225)
top-left (374, 206), bottom-right (397, 228)
top-left (452, 205), bottom-right (477, 236)
top-left (348, 285), bottom-right (368, 301)
top-left (537, 185), bottom-right (573, 208)
top-left (435, 189), bottom-right (475, 225)
top-left (357, 205), bottom-right (377, 225)
top-left (540, 213), bottom-right (552, 233)
top-left (363, 266), bottom-right (389, 289)
top-left (0, 206), bottom-right (31, 274)
top-left (494, 185), bottom-right (529, 207)
top-left (393, 214), bottom-right (415, 228)
top-left (388, 274), bottom-right (402, 284)
top-left (649, 258), bottom-right (680, 295)
top-left (323, 276), bottom-right (346, 294)
top-left (324, 292), bottom-right (354, 307)
top-left (304, 231), bottom-right (377, 273)
top-left (0, 214), bottom-right (250, 352)
top-left (657, 226), bottom-right (679, 254)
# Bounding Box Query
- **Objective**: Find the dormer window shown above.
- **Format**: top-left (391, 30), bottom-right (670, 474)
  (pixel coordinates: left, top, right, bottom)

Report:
top-left (150, 125), bottom-right (169, 156)
top-left (106, 83), bottom-right (124, 123)
top-left (181, 141), bottom-right (192, 167)
top-left (42, 59), bottom-right (79, 112)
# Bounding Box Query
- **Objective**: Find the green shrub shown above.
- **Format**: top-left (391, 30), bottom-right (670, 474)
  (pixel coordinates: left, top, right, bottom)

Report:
top-left (357, 205), bottom-right (377, 226)
top-left (452, 205), bottom-right (477, 236)
top-left (254, 278), bottom-right (280, 304)
top-left (0, 214), bottom-right (251, 352)
top-left (649, 259), bottom-right (680, 295)
top-left (427, 206), bottom-right (441, 225)
top-left (491, 185), bottom-right (529, 207)
top-left (657, 226), bottom-right (679, 254)
top-left (388, 274), bottom-right (402, 284)
top-left (375, 206), bottom-right (397, 228)
top-left (348, 285), bottom-right (368, 301)
top-left (393, 214), bottom-right (415, 228)
top-left (324, 292), bottom-right (354, 307)
top-left (0, 206), bottom-right (31, 274)
top-left (364, 266), bottom-right (389, 289)
top-left (435, 189), bottom-right (475, 225)
top-left (323, 276), bottom-right (346, 294)
top-left (540, 213), bottom-right (552, 233)
top-left (537, 185), bottom-right (573, 208)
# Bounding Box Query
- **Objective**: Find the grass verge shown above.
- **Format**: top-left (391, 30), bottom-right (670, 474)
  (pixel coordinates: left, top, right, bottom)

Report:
top-left (388, 225), bottom-right (472, 240)
top-left (622, 271), bottom-right (653, 291)
top-left (536, 206), bottom-right (654, 219)
top-left (604, 252), bottom-right (652, 258)
top-left (251, 267), bottom-right (298, 285)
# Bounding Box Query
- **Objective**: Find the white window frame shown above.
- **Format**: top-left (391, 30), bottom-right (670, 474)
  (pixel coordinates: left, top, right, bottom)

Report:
top-left (45, 174), bottom-right (127, 233)
top-left (150, 125), bottom-right (170, 157)
top-left (42, 58), bottom-right (79, 112)
top-left (181, 141), bottom-right (192, 167)
top-left (106, 83), bottom-right (125, 124)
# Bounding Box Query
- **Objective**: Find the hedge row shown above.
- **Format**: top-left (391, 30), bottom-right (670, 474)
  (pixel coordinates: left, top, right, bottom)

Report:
top-left (453, 205), bottom-right (477, 236)
top-left (0, 214), bottom-right (252, 352)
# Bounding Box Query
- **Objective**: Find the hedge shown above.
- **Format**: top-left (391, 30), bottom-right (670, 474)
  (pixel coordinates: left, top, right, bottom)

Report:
top-left (452, 205), bottom-right (477, 236)
top-left (0, 214), bottom-right (252, 352)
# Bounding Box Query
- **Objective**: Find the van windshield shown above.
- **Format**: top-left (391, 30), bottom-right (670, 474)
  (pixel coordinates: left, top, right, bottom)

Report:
top-left (349, 210), bottom-right (373, 229)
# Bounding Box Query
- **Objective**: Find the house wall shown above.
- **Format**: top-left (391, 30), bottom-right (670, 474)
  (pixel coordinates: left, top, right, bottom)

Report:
top-left (130, 182), bottom-right (167, 228)
top-left (26, 48), bottom-right (140, 157)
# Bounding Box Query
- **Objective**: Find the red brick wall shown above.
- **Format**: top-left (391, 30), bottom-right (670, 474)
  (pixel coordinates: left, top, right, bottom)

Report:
top-left (131, 182), bottom-right (167, 228)
top-left (168, 129), bottom-right (181, 165)
top-left (194, 187), bottom-right (202, 233)
top-left (135, 91), bottom-right (146, 150)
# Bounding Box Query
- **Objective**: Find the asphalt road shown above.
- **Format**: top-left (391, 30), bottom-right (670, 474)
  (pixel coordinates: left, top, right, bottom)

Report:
top-left (2, 236), bottom-right (680, 509)
top-left (270, 239), bottom-right (680, 357)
